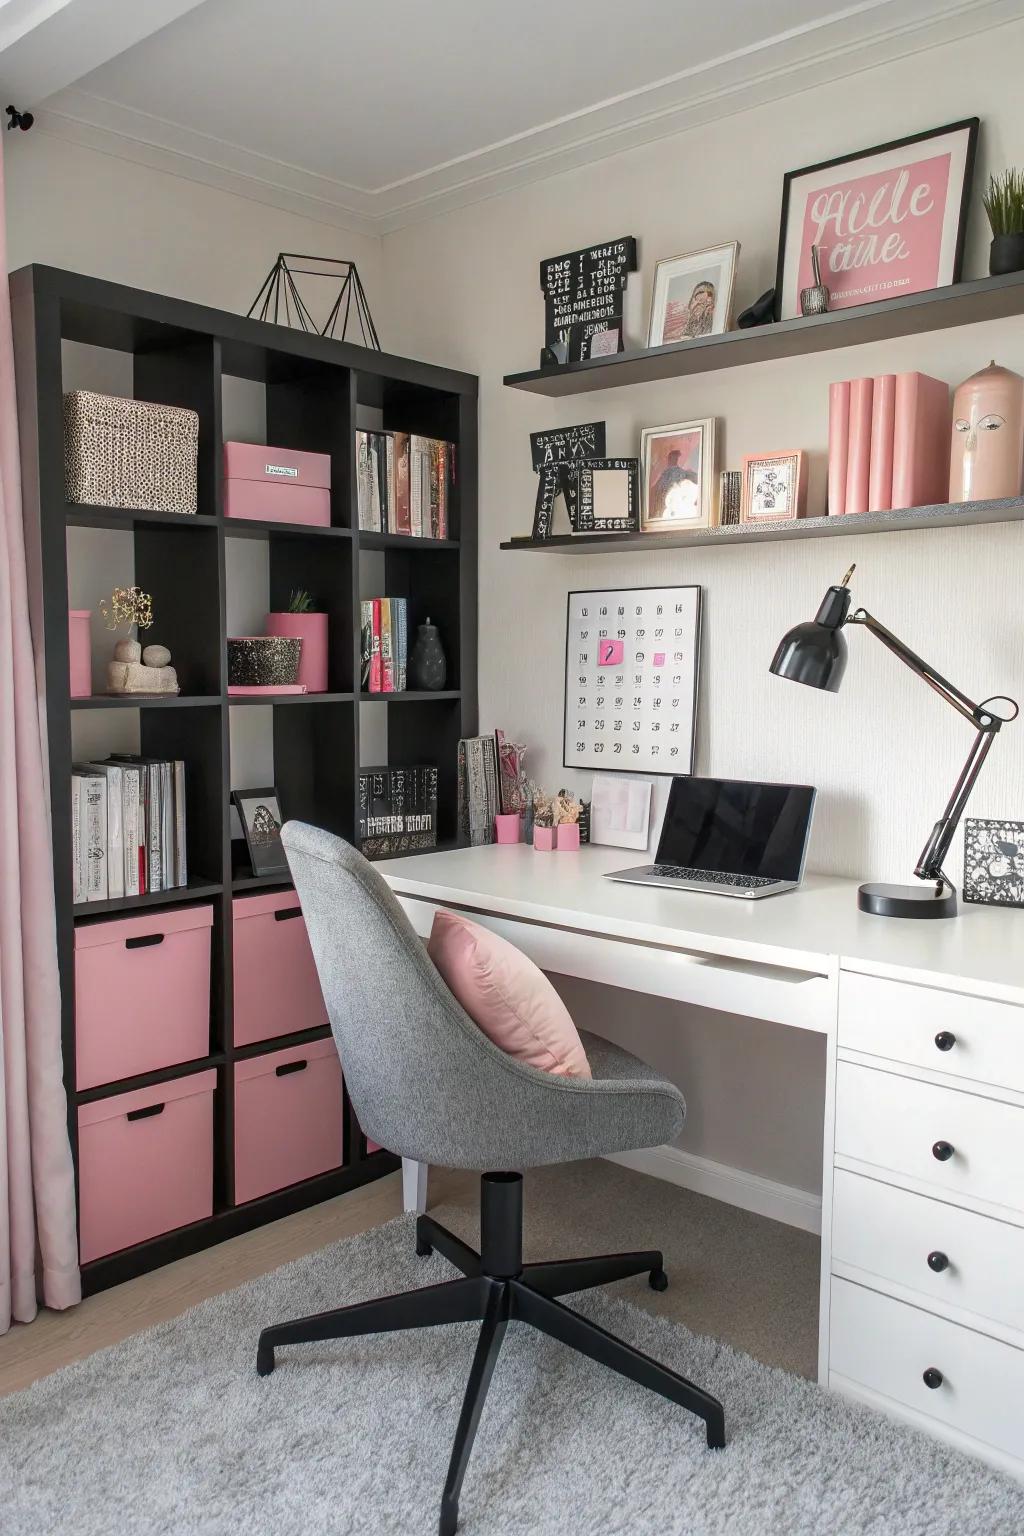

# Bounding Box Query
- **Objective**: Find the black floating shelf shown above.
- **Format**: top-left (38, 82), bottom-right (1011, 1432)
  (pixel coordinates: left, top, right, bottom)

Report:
top-left (66, 504), bottom-right (217, 531)
top-left (227, 691), bottom-right (355, 706)
top-left (503, 270), bottom-right (1024, 397)
top-left (358, 532), bottom-right (459, 552)
top-left (500, 497), bottom-right (1024, 554)
top-left (73, 878), bottom-right (222, 919)
top-left (359, 690), bottom-right (462, 703)
top-left (70, 694), bottom-right (222, 709)
top-left (222, 517), bottom-right (354, 541)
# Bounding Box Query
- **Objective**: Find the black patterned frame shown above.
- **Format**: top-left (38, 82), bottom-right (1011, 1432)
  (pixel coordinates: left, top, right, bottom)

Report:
top-left (963, 817), bottom-right (1024, 908)
top-left (232, 786), bottom-right (289, 876)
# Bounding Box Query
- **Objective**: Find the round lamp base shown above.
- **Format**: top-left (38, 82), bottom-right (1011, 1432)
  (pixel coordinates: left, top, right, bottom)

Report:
top-left (858, 881), bottom-right (957, 920)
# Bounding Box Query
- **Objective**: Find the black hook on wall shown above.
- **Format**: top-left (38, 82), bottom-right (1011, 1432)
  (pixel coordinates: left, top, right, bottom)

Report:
top-left (6, 106), bottom-right (34, 132)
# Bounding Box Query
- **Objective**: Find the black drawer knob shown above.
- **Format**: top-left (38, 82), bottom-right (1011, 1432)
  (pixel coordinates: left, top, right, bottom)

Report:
top-left (934, 1031), bottom-right (956, 1052)
top-left (923, 1367), bottom-right (944, 1390)
top-left (932, 1140), bottom-right (955, 1162)
top-left (927, 1250), bottom-right (950, 1273)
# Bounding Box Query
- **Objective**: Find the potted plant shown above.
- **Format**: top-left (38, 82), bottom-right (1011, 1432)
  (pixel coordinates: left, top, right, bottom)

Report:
top-left (984, 169), bottom-right (1024, 276)
top-left (266, 589), bottom-right (328, 693)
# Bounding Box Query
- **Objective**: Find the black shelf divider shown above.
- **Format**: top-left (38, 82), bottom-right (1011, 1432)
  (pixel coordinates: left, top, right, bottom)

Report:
top-left (14, 262), bottom-right (477, 1295)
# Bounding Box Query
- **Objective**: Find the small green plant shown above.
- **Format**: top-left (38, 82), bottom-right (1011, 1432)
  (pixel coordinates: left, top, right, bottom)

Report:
top-left (287, 589), bottom-right (316, 613)
top-left (983, 169), bottom-right (1024, 236)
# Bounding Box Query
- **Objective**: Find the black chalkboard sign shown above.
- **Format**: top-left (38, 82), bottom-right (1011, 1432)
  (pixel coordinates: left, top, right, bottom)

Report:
top-left (540, 238), bottom-right (637, 366)
top-left (531, 462), bottom-right (577, 540)
top-left (530, 421), bottom-right (606, 471)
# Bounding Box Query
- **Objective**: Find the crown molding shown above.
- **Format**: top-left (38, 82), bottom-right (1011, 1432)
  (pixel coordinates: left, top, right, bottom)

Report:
top-left (34, 0), bottom-right (1018, 238)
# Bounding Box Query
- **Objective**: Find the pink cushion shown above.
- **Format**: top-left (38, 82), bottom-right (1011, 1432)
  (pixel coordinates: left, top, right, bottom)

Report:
top-left (428, 910), bottom-right (591, 1078)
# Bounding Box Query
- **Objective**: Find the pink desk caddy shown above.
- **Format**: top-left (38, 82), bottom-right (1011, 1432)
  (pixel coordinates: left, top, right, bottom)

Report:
top-left (556, 823), bottom-right (580, 851)
top-left (494, 813), bottom-right (520, 844)
top-left (533, 826), bottom-right (554, 851)
top-left (224, 442), bottom-right (331, 527)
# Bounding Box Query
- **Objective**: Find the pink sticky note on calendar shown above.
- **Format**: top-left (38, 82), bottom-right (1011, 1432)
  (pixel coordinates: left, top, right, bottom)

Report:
top-left (653, 651), bottom-right (666, 667)
top-left (598, 639), bottom-right (624, 666)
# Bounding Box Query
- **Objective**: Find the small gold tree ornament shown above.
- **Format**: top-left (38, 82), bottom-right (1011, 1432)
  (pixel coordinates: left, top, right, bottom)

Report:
top-left (100, 586), bottom-right (179, 696)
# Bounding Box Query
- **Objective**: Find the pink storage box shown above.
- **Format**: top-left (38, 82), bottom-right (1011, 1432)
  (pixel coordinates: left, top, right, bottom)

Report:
top-left (69, 610), bottom-right (92, 697)
top-left (232, 892), bottom-right (327, 1047)
top-left (233, 1038), bottom-right (343, 1203)
top-left (224, 441), bottom-right (331, 526)
top-left (78, 1068), bottom-right (215, 1262)
top-left (75, 905), bottom-right (213, 1091)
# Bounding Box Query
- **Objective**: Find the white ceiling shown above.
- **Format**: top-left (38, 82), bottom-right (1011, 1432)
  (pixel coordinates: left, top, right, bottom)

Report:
top-left (4, 0), bottom-right (1017, 232)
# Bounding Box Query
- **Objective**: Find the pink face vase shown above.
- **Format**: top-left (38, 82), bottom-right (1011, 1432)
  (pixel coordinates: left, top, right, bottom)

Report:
top-left (949, 361), bottom-right (1024, 503)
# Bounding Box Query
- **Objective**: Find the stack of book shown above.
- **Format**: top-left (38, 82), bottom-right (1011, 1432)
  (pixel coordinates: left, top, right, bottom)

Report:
top-left (72, 756), bottom-right (187, 903)
top-left (457, 736), bottom-right (500, 847)
top-left (355, 429), bottom-right (454, 538)
top-left (360, 597), bottom-right (409, 693)
top-left (358, 765), bottom-right (438, 858)
top-left (828, 372), bottom-right (951, 517)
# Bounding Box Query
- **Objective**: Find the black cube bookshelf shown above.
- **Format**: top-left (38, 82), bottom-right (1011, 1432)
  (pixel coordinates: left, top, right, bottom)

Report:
top-left (12, 265), bottom-right (478, 1293)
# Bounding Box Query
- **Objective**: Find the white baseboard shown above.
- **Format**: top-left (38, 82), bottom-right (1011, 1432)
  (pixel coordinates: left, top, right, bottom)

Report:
top-left (605, 1145), bottom-right (822, 1235)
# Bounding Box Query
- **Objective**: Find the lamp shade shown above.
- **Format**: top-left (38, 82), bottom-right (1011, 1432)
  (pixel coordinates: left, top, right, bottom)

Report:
top-left (769, 582), bottom-right (852, 692)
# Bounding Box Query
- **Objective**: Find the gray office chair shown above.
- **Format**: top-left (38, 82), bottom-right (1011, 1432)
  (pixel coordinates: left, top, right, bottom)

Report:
top-left (257, 822), bottom-right (725, 1535)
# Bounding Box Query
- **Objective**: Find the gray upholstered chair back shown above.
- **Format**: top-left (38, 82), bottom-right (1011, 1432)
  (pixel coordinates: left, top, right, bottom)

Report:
top-left (281, 822), bottom-right (685, 1171)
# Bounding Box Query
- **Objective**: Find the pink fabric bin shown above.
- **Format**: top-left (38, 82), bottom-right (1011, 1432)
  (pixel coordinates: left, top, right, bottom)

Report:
top-left (75, 905), bottom-right (213, 1090)
top-left (78, 1069), bottom-right (216, 1262)
top-left (233, 1038), bottom-right (343, 1203)
top-left (232, 892), bottom-right (328, 1046)
top-left (223, 441), bottom-right (331, 526)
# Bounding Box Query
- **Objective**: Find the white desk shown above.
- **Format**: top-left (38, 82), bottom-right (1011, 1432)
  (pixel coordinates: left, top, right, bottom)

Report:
top-left (381, 844), bottom-right (1024, 1479)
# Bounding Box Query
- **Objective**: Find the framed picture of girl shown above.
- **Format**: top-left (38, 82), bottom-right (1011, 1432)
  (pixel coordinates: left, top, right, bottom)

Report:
top-left (648, 243), bottom-right (739, 347)
top-left (640, 419), bottom-right (715, 531)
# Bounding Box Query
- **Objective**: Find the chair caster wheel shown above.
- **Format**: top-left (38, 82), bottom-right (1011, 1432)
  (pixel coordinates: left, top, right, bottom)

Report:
top-left (415, 1238), bottom-right (433, 1258)
top-left (256, 1343), bottom-right (275, 1377)
top-left (649, 1267), bottom-right (669, 1293)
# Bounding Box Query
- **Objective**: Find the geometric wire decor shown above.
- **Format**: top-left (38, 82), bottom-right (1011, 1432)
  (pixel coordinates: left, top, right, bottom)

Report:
top-left (247, 253), bottom-right (381, 349)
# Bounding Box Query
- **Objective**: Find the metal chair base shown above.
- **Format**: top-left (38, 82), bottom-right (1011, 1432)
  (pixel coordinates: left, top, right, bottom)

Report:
top-left (257, 1171), bottom-right (725, 1534)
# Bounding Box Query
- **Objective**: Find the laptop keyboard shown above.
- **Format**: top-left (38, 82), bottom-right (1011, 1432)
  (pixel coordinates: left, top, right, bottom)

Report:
top-left (652, 865), bottom-right (778, 889)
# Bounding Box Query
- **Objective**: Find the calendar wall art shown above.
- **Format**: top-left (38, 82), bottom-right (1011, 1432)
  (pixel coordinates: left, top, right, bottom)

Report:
top-left (563, 585), bottom-right (701, 775)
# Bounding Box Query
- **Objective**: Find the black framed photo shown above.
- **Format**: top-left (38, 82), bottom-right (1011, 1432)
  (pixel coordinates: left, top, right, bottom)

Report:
top-left (774, 119), bottom-right (978, 321)
top-left (232, 786), bottom-right (289, 876)
top-left (574, 458), bottom-right (639, 534)
top-left (963, 817), bottom-right (1024, 908)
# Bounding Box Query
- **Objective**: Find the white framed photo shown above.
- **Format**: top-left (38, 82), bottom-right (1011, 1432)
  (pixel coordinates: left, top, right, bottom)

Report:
top-left (648, 242), bottom-right (739, 348)
top-left (640, 419), bottom-right (715, 531)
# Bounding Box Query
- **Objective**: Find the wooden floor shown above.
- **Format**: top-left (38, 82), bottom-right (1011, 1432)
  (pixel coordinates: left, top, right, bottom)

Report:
top-left (0, 1168), bottom-right (458, 1398)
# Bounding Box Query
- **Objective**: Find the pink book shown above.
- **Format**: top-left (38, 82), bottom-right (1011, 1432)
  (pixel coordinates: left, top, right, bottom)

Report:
top-left (844, 377), bottom-right (874, 517)
top-left (827, 380), bottom-right (851, 517)
top-left (369, 599), bottom-right (382, 693)
top-left (892, 373), bottom-right (951, 510)
top-left (868, 374), bottom-right (896, 512)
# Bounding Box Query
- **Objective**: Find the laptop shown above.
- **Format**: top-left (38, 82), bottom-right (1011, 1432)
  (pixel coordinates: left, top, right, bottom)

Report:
top-left (606, 776), bottom-right (816, 899)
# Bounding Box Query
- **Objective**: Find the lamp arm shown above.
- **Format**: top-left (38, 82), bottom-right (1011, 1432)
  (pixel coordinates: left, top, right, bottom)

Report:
top-left (847, 609), bottom-right (983, 726)
top-left (849, 608), bottom-right (1017, 885)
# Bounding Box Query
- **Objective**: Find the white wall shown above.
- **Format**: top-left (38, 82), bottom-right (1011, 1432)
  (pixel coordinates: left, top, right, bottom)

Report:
top-left (11, 22), bottom-right (1024, 1205)
top-left (380, 20), bottom-right (1024, 1198)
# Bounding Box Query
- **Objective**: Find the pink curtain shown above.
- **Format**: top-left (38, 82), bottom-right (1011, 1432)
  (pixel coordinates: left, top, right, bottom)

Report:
top-left (0, 135), bottom-right (80, 1331)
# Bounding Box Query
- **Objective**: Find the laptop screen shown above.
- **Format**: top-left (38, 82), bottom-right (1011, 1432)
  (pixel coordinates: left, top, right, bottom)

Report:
top-left (656, 777), bottom-right (816, 881)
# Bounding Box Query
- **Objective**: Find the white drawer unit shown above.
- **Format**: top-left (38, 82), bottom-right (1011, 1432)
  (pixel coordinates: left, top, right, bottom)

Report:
top-left (831, 1168), bottom-right (1024, 1338)
top-left (839, 971), bottom-right (1024, 1094)
top-left (834, 1060), bottom-right (1024, 1216)
top-left (830, 1278), bottom-right (1024, 1467)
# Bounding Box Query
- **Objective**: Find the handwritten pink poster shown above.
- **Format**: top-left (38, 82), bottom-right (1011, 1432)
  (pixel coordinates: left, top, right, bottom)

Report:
top-left (779, 123), bottom-right (976, 320)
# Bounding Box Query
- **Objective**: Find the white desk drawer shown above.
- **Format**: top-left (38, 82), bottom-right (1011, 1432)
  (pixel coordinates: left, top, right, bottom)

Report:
top-left (832, 1168), bottom-right (1024, 1337)
top-left (830, 1278), bottom-right (1024, 1462)
top-left (839, 971), bottom-right (1024, 1094)
top-left (397, 896), bottom-right (832, 1033)
top-left (835, 1061), bottom-right (1024, 1215)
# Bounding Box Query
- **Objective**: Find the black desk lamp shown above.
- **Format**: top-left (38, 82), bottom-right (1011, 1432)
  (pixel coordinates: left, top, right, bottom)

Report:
top-left (770, 564), bottom-right (1018, 919)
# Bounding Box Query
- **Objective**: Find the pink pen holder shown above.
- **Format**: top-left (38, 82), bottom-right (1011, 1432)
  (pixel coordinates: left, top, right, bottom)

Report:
top-left (556, 822), bottom-right (581, 852)
top-left (494, 813), bottom-right (520, 844)
top-left (533, 826), bottom-right (555, 851)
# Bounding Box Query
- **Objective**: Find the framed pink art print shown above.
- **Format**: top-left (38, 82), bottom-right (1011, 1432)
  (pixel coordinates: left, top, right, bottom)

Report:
top-left (775, 119), bottom-right (978, 321)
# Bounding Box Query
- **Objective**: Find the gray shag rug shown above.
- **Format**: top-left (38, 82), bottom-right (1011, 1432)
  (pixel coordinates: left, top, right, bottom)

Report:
top-left (4, 1215), bottom-right (1023, 1536)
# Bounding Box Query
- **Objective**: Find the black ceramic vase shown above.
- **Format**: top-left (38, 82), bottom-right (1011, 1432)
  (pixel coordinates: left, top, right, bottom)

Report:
top-left (409, 617), bottom-right (447, 691)
top-left (990, 233), bottom-right (1024, 276)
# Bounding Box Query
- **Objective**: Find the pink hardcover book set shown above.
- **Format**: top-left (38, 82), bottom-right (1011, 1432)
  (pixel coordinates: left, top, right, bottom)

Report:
top-left (827, 372), bottom-right (950, 515)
